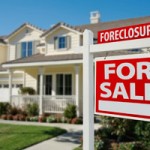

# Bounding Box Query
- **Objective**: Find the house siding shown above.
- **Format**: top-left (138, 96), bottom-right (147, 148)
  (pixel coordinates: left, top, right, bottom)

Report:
top-left (24, 68), bottom-right (38, 91)
top-left (0, 45), bottom-right (7, 63)
top-left (8, 27), bottom-right (43, 61)
top-left (46, 28), bottom-right (80, 55)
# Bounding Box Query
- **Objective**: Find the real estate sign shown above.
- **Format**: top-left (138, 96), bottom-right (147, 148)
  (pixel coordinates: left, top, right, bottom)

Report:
top-left (95, 56), bottom-right (150, 121)
top-left (97, 23), bottom-right (150, 44)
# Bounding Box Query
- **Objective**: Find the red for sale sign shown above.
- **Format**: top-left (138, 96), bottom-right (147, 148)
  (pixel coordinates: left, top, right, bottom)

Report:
top-left (95, 56), bottom-right (150, 121)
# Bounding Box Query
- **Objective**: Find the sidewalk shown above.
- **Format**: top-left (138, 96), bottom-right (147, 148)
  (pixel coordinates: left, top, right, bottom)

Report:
top-left (0, 120), bottom-right (100, 150)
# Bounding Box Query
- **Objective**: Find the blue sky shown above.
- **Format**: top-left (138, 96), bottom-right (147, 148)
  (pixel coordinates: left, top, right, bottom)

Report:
top-left (0, 0), bottom-right (150, 35)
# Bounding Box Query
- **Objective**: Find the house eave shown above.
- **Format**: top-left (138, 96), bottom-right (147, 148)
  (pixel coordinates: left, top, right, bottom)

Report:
top-left (2, 59), bottom-right (83, 68)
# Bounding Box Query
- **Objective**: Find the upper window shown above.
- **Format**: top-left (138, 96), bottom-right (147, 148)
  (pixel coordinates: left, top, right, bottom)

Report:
top-left (54, 36), bottom-right (71, 50)
top-left (59, 37), bottom-right (66, 49)
top-left (21, 41), bottom-right (32, 58)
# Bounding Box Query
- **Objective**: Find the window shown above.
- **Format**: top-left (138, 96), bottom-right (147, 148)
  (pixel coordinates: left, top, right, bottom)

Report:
top-left (3, 84), bottom-right (9, 88)
top-left (54, 36), bottom-right (71, 50)
top-left (45, 75), bottom-right (52, 95)
top-left (58, 37), bottom-right (66, 49)
top-left (16, 84), bottom-right (23, 88)
top-left (21, 41), bottom-right (32, 58)
top-left (37, 75), bottom-right (52, 95)
top-left (56, 74), bottom-right (72, 95)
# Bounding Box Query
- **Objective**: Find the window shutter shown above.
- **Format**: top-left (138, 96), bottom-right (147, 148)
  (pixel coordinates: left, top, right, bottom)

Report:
top-left (66, 36), bottom-right (71, 49)
top-left (33, 40), bottom-right (40, 54)
top-left (54, 37), bottom-right (58, 50)
top-left (16, 43), bottom-right (21, 59)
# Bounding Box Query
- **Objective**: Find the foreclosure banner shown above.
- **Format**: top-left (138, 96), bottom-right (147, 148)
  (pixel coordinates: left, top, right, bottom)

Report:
top-left (95, 56), bottom-right (150, 121)
top-left (97, 22), bottom-right (150, 44)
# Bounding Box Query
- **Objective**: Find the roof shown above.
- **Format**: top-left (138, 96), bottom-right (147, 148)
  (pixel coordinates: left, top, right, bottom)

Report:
top-left (3, 53), bottom-right (82, 65)
top-left (7, 22), bottom-right (45, 39)
top-left (41, 16), bottom-right (150, 39)
top-left (76, 16), bottom-right (150, 38)
top-left (0, 64), bottom-right (7, 72)
top-left (3, 49), bottom-right (144, 66)
top-left (0, 36), bottom-right (7, 44)
top-left (41, 22), bottom-right (82, 37)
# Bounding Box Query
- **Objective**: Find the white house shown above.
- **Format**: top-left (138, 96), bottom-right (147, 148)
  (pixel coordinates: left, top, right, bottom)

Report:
top-left (1, 12), bottom-right (150, 116)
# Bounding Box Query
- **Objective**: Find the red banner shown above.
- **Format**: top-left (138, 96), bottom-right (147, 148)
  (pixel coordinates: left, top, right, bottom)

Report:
top-left (97, 22), bottom-right (150, 44)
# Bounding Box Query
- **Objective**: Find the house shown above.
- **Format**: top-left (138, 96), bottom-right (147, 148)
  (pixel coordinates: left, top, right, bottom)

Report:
top-left (1, 12), bottom-right (150, 116)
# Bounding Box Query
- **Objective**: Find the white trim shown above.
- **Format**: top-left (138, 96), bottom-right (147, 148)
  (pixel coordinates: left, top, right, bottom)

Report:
top-left (7, 25), bottom-right (44, 40)
top-left (94, 53), bottom-right (150, 62)
top-left (3, 59), bottom-right (82, 68)
top-left (90, 38), bottom-right (150, 53)
top-left (44, 24), bottom-right (82, 38)
top-left (0, 71), bottom-right (24, 74)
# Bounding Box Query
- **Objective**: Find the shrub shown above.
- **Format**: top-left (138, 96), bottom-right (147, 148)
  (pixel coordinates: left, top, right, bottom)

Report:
top-left (61, 116), bottom-right (67, 123)
top-left (64, 104), bottom-right (76, 119)
top-left (38, 116), bottom-right (46, 122)
top-left (0, 102), bottom-right (11, 115)
top-left (1, 114), bottom-right (7, 120)
top-left (71, 117), bottom-right (83, 124)
top-left (8, 106), bottom-right (21, 115)
top-left (75, 117), bottom-right (83, 124)
top-left (118, 142), bottom-right (143, 150)
top-left (7, 114), bottom-right (13, 120)
top-left (100, 116), bottom-right (136, 141)
top-left (46, 116), bottom-right (56, 123)
top-left (18, 114), bottom-right (26, 121)
top-left (26, 103), bottom-right (39, 116)
top-left (13, 115), bottom-right (19, 121)
top-left (29, 116), bottom-right (38, 122)
top-left (19, 87), bottom-right (36, 95)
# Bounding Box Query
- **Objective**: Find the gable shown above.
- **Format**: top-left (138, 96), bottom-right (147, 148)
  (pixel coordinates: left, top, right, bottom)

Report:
top-left (41, 22), bottom-right (82, 38)
top-left (8, 26), bottom-right (42, 44)
top-left (7, 23), bottom-right (44, 43)
top-left (45, 27), bottom-right (81, 55)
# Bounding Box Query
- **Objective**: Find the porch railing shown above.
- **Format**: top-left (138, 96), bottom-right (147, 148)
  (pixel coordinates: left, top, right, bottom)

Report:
top-left (43, 95), bottom-right (76, 113)
top-left (11, 95), bottom-right (76, 113)
top-left (11, 95), bottom-right (39, 108)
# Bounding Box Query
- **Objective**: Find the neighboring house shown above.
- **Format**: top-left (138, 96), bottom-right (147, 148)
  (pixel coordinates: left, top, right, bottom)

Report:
top-left (2, 12), bottom-right (150, 116)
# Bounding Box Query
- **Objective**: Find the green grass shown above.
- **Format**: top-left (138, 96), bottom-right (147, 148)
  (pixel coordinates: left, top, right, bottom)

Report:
top-left (0, 123), bottom-right (66, 150)
top-left (74, 147), bottom-right (82, 150)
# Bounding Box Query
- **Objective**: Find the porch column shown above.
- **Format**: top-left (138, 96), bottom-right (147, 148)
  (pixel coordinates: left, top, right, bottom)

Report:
top-left (75, 65), bottom-right (80, 117)
top-left (8, 69), bottom-right (13, 104)
top-left (38, 67), bottom-right (44, 116)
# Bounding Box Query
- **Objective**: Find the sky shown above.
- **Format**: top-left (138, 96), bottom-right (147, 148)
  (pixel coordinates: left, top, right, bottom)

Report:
top-left (0, 0), bottom-right (150, 35)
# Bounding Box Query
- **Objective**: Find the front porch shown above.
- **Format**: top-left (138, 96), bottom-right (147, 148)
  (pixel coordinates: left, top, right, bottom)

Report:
top-left (11, 95), bottom-right (76, 113)
top-left (8, 64), bottom-right (83, 116)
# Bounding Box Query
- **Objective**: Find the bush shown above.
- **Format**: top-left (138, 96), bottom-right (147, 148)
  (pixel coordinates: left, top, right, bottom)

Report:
top-left (19, 87), bottom-right (36, 95)
top-left (26, 103), bottom-right (39, 116)
top-left (64, 104), bottom-right (76, 119)
top-left (100, 116), bottom-right (136, 141)
top-left (118, 142), bottom-right (143, 150)
top-left (46, 116), bottom-right (56, 123)
top-left (0, 102), bottom-right (11, 115)
top-left (1, 114), bottom-right (7, 120)
top-left (29, 116), bottom-right (38, 122)
top-left (7, 114), bottom-right (13, 120)
top-left (8, 106), bottom-right (21, 115)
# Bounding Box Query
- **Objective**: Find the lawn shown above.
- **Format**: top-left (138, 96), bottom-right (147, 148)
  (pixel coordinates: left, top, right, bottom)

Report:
top-left (0, 123), bottom-right (66, 150)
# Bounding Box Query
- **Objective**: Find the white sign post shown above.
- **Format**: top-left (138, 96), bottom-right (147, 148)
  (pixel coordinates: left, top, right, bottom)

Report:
top-left (83, 30), bottom-right (94, 150)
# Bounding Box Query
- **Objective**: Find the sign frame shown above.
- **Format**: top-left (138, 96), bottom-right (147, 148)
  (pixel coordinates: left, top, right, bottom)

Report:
top-left (95, 54), bottom-right (150, 122)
